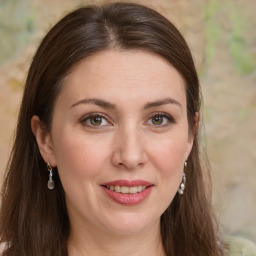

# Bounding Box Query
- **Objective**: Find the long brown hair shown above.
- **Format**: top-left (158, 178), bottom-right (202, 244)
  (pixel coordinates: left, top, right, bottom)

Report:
top-left (0, 2), bottom-right (224, 256)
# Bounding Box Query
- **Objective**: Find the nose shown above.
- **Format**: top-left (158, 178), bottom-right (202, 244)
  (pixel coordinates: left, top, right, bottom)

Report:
top-left (111, 126), bottom-right (147, 170)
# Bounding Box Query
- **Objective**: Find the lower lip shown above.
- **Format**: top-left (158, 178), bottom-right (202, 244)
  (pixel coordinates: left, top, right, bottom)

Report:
top-left (102, 186), bottom-right (153, 205)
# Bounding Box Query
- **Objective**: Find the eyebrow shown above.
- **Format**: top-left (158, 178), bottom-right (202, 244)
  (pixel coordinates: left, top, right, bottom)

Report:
top-left (70, 97), bottom-right (182, 110)
top-left (70, 98), bottom-right (116, 109)
top-left (143, 98), bottom-right (182, 110)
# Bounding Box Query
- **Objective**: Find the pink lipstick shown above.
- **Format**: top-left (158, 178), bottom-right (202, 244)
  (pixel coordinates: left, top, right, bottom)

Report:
top-left (101, 180), bottom-right (154, 205)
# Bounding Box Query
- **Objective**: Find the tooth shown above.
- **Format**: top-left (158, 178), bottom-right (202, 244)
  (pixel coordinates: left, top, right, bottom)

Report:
top-left (110, 185), bottom-right (148, 193)
top-left (137, 185), bottom-right (143, 192)
top-left (120, 186), bottom-right (129, 193)
top-left (129, 186), bottom-right (138, 194)
top-left (115, 185), bottom-right (121, 192)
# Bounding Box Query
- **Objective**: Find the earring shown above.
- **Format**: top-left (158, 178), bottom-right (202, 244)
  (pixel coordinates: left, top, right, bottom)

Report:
top-left (47, 163), bottom-right (55, 190)
top-left (178, 161), bottom-right (187, 195)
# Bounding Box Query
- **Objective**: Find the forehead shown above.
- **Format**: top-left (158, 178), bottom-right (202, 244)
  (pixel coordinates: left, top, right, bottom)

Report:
top-left (59, 49), bottom-right (186, 107)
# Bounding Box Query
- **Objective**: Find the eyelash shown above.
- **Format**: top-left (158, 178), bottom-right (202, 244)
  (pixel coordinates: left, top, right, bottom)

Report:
top-left (80, 112), bottom-right (175, 127)
top-left (80, 113), bottom-right (111, 127)
top-left (146, 112), bottom-right (175, 126)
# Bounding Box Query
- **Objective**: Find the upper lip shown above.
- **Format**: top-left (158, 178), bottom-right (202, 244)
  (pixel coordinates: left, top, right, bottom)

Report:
top-left (102, 180), bottom-right (153, 187)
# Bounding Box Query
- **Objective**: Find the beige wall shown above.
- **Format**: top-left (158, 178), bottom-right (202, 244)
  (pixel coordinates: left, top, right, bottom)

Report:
top-left (0, 0), bottom-right (255, 242)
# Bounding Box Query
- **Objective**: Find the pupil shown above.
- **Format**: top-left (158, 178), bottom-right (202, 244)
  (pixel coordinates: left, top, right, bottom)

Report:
top-left (90, 116), bottom-right (102, 126)
top-left (152, 116), bottom-right (163, 125)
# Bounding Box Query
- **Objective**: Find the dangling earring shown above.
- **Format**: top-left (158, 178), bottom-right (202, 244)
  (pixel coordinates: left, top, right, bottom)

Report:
top-left (178, 161), bottom-right (187, 195)
top-left (47, 163), bottom-right (55, 190)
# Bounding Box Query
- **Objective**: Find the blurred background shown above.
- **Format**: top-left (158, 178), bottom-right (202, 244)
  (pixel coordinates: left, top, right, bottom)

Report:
top-left (0, 0), bottom-right (255, 242)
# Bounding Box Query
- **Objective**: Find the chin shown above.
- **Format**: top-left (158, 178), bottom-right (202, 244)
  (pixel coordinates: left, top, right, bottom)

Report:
top-left (107, 224), bottom-right (149, 236)
top-left (101, 212), bottom-right (160, 236)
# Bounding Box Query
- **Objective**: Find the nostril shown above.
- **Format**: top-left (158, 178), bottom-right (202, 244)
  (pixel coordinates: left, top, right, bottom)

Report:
top-left (111, 136), bottom-right (147, 169)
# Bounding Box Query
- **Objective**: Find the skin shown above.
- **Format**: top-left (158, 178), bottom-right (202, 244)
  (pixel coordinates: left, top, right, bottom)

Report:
top-left (32, 49), bottom-right (195, 256)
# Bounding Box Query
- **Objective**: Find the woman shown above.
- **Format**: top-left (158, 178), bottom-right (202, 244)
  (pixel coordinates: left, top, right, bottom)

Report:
top-left (0, 2), bottom-right (255, 256)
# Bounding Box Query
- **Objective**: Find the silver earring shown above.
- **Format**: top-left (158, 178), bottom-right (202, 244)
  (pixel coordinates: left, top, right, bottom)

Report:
top-left (47, 163), bottom-right (55, 190)
top-left (178, 161), bottom-right (187, 195)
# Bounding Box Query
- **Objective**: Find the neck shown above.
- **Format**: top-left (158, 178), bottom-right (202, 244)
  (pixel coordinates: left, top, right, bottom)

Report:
top-left (67, 220), bottom-right (165, 256)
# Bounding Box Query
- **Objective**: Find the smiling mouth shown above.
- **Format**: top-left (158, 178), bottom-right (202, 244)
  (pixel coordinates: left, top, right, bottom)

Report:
top-left (104, 185), bottom-right (149, 194)
top-left (102, 181), bottom-right (154, 205)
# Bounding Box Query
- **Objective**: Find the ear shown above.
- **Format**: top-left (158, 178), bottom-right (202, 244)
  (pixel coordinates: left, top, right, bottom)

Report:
top-left (31, 115), bottom-right (57, 166)
top-left (185, 112), bottom-right (199, 160)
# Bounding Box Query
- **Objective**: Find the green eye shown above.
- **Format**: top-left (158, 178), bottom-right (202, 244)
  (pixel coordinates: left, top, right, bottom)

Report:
top-left (152, 115), bottom-right (164, 125)
top-left (147, 113), bottom-right (174, 126)
top-left (81, 114), bottom-right (110, 127)
top-left (89, 116), bottom-right (103, 126)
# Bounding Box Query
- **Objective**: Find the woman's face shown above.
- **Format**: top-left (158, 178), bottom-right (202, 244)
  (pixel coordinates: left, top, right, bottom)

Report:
top-left (41, 50), bottom-right (194, 235)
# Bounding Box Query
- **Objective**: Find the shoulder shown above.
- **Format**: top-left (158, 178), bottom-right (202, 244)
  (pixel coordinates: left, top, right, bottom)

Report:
top-left (225, 236), bottom-right (256, 256)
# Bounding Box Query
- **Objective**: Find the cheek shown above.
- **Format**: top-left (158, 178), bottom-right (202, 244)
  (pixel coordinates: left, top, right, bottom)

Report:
top-left (53, 132), bottom-right (110, 180)
top-left (149, 132), bottom-right (188, 174)
top-left (146, 134), bottom-right (188, 215)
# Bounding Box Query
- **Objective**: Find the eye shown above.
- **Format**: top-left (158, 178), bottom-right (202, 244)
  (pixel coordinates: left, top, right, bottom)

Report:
top-left (81, 114), bottom-right (110, 127)
top-left (147, 113), bottom-right (174, 126)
